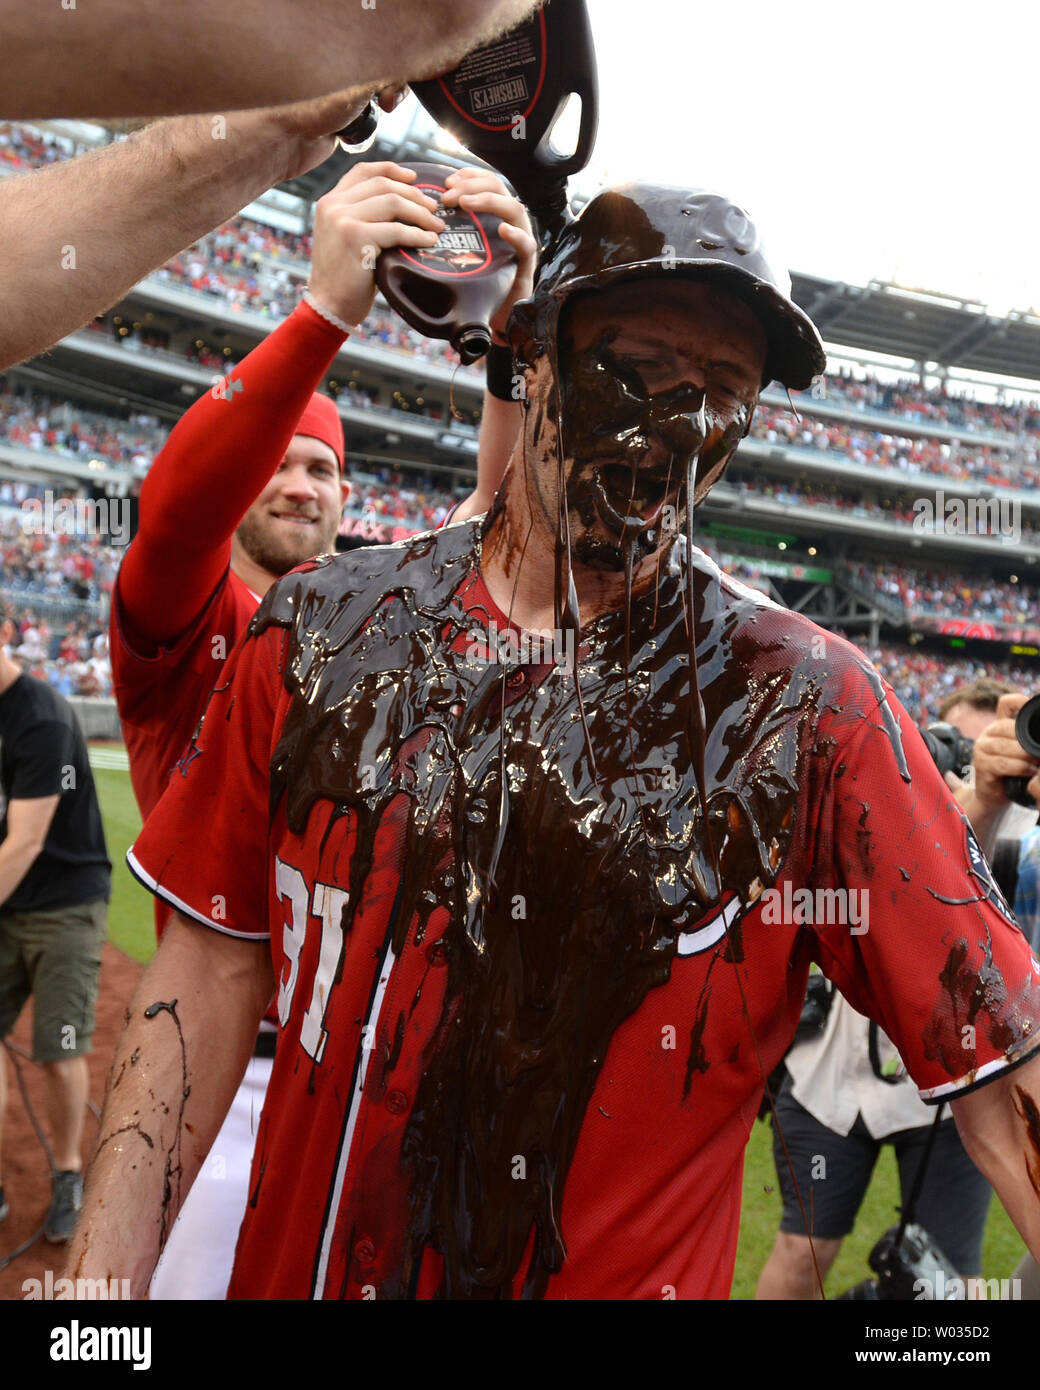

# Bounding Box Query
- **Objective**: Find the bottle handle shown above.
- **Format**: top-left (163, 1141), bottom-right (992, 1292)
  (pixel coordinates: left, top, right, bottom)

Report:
top-left (528, 79), bottom-right (599, 177)
top-left (382, 262), bottom-right (457, 328)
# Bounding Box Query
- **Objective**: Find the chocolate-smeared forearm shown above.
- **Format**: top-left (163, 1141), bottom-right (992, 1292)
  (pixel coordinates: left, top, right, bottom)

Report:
top-left (66, 914), bottom-right (272, 1296)
top-left (951, 1053), bottom-right (1040, 1263)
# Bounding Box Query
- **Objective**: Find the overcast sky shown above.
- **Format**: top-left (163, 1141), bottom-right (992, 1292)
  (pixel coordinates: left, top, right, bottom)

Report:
top-left (394, 0), bottom-right (1038, 317)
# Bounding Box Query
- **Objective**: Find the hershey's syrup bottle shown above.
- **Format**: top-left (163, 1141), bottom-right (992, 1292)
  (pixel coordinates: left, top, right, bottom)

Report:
top-left (375, 162), bottom-right (518, 364)
top-left (411, 0), bottom-right (598, 241)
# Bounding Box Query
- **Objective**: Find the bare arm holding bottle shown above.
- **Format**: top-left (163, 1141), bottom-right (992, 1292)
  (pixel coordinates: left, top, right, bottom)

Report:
top-left (0, 0), bottom-right (541, 119)
top-left (0, 90), bottom-right (398, 370)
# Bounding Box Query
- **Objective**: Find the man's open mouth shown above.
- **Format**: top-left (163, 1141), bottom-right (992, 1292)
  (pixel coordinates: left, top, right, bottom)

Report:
top-left (592, 461), bottom-right (678, 529)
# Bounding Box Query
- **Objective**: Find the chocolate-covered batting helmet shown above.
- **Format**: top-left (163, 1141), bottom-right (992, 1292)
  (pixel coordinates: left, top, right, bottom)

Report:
top-left (508, 184), bottom-right (827, 391)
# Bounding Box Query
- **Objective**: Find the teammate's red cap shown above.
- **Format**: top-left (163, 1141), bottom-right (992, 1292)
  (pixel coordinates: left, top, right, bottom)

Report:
top-left (295, 392), bottom-right (345, 473)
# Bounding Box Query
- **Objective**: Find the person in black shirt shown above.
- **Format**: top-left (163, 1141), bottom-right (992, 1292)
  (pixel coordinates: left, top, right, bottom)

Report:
top-left (0, 600), bottom-right (111, 1242)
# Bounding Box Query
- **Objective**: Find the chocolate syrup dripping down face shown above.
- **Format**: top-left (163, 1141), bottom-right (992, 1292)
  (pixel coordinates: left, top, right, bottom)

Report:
top-left (541, 278), bottom-right (764, 574)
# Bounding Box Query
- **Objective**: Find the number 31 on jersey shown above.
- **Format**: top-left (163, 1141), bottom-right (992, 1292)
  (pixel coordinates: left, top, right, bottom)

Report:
top-left (275, 856), bottom-right (348, 1063)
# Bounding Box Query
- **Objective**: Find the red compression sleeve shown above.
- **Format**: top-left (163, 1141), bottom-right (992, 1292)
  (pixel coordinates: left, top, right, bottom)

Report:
top-left (117, 299), bottom-right (346, 648)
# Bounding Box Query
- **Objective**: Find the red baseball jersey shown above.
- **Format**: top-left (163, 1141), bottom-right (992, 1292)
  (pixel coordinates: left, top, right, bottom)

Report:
top-left (111, 568), bottom-right (259, 822)
top-left (109, 299), bottom-right (347, 955)
top-left (129, 530), bottom-right (1040, 1299)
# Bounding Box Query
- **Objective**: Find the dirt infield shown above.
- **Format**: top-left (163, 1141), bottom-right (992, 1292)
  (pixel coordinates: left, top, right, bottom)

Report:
top-left (0, 942), bottom-right (142, 1301)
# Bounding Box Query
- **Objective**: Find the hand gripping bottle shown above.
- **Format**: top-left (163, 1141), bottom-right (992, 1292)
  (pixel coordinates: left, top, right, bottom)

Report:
top-left (374, 162), bottom-right (518, 364)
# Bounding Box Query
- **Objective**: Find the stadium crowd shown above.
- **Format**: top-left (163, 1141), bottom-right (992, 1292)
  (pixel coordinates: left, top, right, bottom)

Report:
top-left (0, 374), bottom-right (467, 478)
top-left (0, 385), bottom-right (165, 471)
top-left (153, 228), bottom-right (303, 321)
top-left (350, 470), bottom-right (456, 529)
top-left (0, 122), bottom-right (91, 172)
top-left (816, 367), bottom-right (1040, 439)
top-left (869, 643), bottom-right (1039, 727)
top-left (1, 512), bottom-right (117, 606)
top-left (1, 507), bottom-right (114, 697)
top-left (78, 314), bottom-right (471, 419)
top-left (846, 560), bottom-right (1040, 628)
top-left (734, 474), bottom-right (1040, 541)
top-left (3, 610), bottom-right (112, 699)
top-left (750, 405), bottom-right (1039, 492)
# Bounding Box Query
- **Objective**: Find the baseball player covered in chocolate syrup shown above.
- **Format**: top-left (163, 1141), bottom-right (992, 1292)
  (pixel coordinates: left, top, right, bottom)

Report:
top-left (71, 186), bottom-right (1040, 1300)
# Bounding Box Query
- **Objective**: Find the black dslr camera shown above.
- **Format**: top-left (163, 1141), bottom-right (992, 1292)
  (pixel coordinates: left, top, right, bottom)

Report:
top-left (837, 1222), bottom-right (962, 1301)
top-left (922, 692), bottom-right (1040, 808)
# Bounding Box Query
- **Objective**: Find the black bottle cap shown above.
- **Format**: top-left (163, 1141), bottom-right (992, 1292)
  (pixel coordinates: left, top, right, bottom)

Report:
top-left (454, 325), bottom-right (492, 365)
top-left (336, 100), bottom-right (379, 151)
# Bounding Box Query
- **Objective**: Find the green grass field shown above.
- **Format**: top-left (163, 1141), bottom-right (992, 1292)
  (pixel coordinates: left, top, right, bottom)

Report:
top-left (93, 762), bottom-right (154, 965)
top-left (733, 1119), bottom-right (1024, 1297)
top-left (91, 750), bottom-right (1028, 1297)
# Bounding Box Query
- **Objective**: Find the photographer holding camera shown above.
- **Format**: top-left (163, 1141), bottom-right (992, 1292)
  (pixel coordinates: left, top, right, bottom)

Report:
top-left (946, 682), bottom-right (1040, 1301)
top-left (757, 677), bottom-right (1040, 1300)
top-left (937, 680), bottom-right (1040, 860)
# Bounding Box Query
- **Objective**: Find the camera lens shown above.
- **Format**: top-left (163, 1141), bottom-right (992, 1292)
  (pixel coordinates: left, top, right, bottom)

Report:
top-left (922, 723), bottom-right (974, 781)
top-left (1016, 694), bottom-right (1040, 761)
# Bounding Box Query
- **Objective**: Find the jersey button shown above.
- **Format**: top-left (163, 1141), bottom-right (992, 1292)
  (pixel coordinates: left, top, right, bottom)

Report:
top-left (354, 1237), bottom-right (376, 1264)
top-left (385, 1089), bottom-right (409, 1116)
